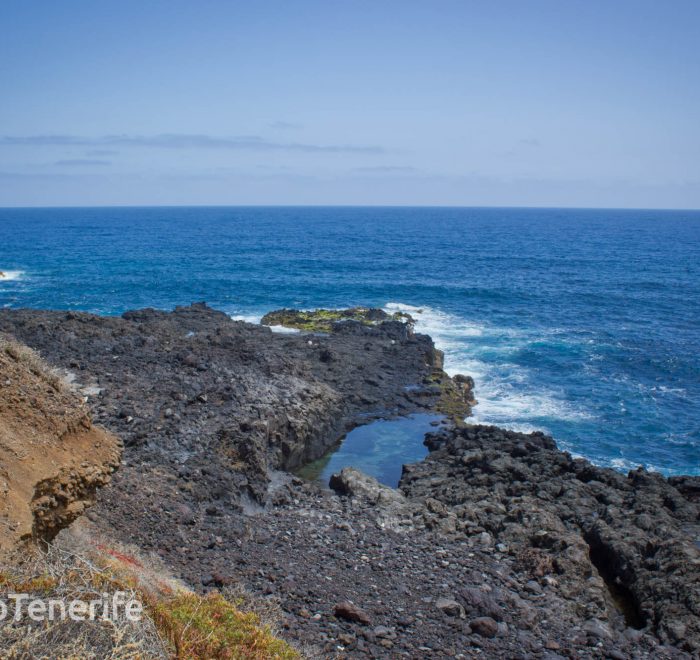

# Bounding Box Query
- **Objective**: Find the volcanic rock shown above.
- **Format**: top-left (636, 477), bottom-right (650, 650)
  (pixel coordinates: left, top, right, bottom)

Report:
top-left (334, 601), bottom-right (371, 625)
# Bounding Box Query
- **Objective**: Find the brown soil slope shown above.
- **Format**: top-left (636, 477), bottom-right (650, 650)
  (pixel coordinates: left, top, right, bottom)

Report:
top-left (0, 337), bottom-right (121, 555)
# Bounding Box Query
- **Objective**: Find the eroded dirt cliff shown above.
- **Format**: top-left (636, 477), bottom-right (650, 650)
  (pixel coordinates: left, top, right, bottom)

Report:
top-left (0, 337), bottom-right (121, 555)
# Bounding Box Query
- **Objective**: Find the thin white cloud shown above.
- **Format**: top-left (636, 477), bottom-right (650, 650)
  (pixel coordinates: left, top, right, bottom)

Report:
top-left (352, 165), bottom-right (417, 173)
top-left (1, 133), bottom-right (383, 154)
top-left (268, 121), bottom-right (303, 130)
top-left (54, 159), bottom-right (111, 167)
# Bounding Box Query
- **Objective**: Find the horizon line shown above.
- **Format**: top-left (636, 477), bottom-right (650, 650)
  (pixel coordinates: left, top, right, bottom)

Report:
top-left (1, 203), bottom-right (699, 213)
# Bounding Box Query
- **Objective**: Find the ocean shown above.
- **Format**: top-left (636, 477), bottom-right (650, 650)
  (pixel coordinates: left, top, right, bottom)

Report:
top-left (1, 206), bottom-right (699, 476)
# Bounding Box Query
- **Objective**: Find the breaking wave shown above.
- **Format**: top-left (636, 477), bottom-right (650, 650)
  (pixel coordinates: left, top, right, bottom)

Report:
top-left (0, 270), bottom-right (24, 282)
top-left (384, 302), bottom-right (590, 433)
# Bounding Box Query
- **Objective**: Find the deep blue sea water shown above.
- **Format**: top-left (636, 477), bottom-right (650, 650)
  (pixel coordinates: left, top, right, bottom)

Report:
top-left (1, 206), bottom-right (699, 475)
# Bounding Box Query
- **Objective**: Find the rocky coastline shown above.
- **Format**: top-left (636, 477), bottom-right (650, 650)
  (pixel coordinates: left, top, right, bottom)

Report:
top-left (0, 304), bottom-right (698, 658)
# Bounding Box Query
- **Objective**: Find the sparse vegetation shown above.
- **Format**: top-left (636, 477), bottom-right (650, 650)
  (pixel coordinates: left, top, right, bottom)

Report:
top-left (0, 542), bottom-right (299, 659)
top-left (1, 334), bottom-right (65, 392)
top-left (149, 591), bottom-right (298, 660)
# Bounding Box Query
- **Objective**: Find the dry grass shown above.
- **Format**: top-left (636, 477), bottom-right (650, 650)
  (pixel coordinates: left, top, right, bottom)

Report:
top-left (0, 544), bottom-right (168, 659)
top-left (0, 538), bottom-right (300, 659)
top-left (0, 334), bottom-right (66, 393)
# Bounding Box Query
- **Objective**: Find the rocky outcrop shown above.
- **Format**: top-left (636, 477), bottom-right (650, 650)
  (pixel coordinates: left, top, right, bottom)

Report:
top-left (0, 304), bottom-right (471, 510)
top-left (0, 304), bottom-right (473, 554)
top-left (329, 467), bottom-right (418, 531)
top-left (261, 306), bottom-right (414, 333)
top-left (399, 424), bottom-right (700, 654)
top-left (330, 467), bottom-right (408, 507)
top-left (0, 337), bottom-right (121, 554)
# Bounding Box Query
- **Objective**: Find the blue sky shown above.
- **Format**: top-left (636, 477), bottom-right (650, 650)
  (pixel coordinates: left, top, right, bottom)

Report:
top-left (1, 0), bottom-right (699, 208)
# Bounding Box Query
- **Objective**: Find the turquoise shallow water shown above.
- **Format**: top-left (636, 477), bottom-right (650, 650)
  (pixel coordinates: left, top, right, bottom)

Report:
top-left (1, 206), bottom-right (699, 475)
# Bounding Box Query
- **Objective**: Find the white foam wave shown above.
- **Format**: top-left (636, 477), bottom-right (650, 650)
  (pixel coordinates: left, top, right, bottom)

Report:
top-left (610, 457), bottom-right (636, 471)
top-left (230, 313), bottom-right (262, 325)
top-left (655, 385), bottom-right (687, 395)
top-left (0, 270), bottom-right (24, 282)
top-left (384, 301), bottom-right (590, 429)
top-left (471, 388), bottom-right (588, 424)
top-left (385, 302), bottom-right (486, 346)
top-left (599, 457), bottom-right (660, 474)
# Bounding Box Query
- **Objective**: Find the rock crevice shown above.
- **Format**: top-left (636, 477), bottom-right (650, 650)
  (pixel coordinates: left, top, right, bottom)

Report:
top-left (399, 424), bottom-right (700, 652)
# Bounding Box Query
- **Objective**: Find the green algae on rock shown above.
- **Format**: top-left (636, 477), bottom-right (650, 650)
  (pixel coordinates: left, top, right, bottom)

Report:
top-left (261, 307), bottom-right (414, 333)
top-left (424, 364), bottom-right (477, 423)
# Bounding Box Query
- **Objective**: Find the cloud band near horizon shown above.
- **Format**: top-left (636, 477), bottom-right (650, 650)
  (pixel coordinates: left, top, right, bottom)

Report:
top-left (0, 133), bottom-right (383, 154)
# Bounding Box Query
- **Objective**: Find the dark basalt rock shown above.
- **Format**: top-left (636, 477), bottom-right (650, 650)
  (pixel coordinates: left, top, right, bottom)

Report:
top-left (334, 601), bottom-right (372, 625)
top-left (0, 304), bottom-right (457, 510)
top-left (399, 424), bottom-right (700, 654)
top-left (469, 616), bottom-right (499, 638)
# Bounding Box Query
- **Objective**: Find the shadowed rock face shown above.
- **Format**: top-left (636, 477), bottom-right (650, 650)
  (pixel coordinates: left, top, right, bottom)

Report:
top-left (399, 425), bottom-right (700, 653)
top-left (0, 339), bottom-right (121, 555)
